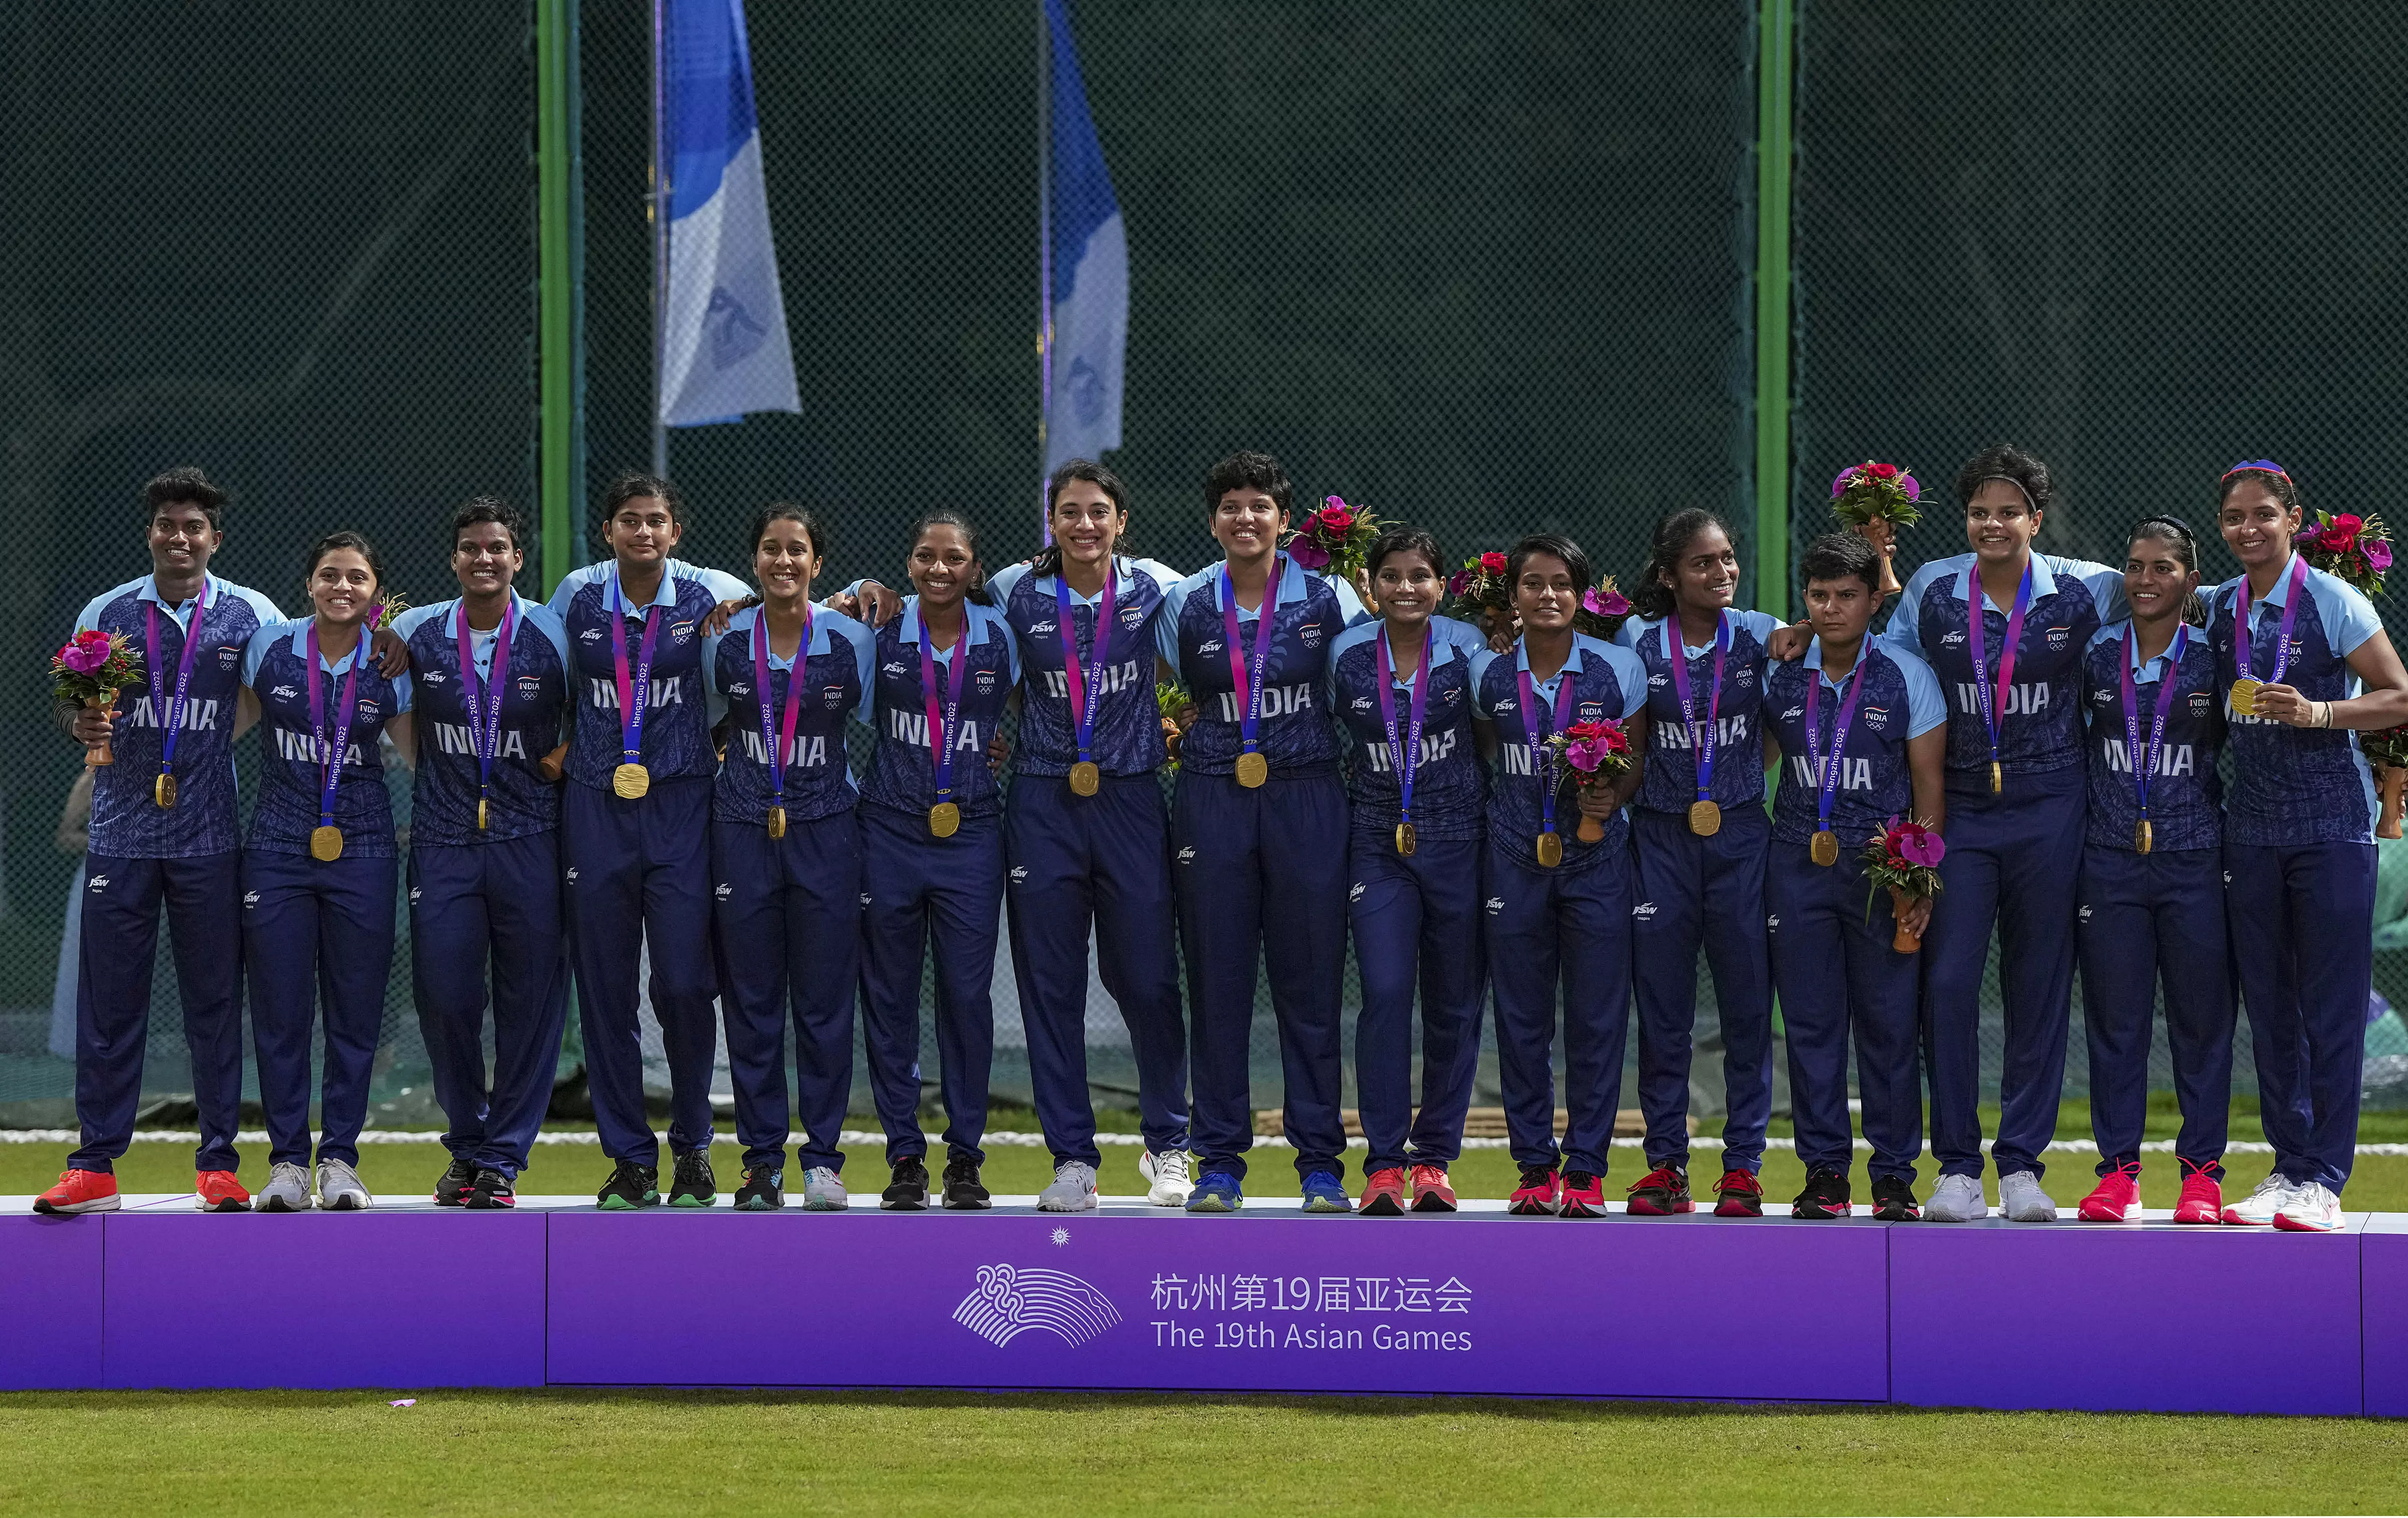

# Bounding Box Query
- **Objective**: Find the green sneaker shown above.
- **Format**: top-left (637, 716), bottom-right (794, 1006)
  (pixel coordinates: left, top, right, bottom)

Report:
top-left (596, 1160), bottom-right (660, 1210)
top-left (669, 1149), bottom-right (717, 1208)
top-left (733, 1166), bottom-right (784, 1211)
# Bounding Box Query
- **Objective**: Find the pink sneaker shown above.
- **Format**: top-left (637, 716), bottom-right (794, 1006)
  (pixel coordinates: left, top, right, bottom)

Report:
top-left (2172, 1161), bottom-right (2223, 1225)
top-left (2077, 1161), bottom-right (2142, 1221)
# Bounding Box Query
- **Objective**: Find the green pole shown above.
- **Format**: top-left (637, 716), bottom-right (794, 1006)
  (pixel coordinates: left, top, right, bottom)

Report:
top-left (536, 0), bottom-right (580, 594)
top-left (1752, 0), bottom-right (1795, 619)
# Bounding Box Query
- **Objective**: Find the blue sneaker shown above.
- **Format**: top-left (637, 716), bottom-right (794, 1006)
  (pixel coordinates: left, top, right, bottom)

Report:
top-left (1185, 1171), bottom-right (1244, 1212)
top-left (1301, 1170), bottom-right (1352, 1213)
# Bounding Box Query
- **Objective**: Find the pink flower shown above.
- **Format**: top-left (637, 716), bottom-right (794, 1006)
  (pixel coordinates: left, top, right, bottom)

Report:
top-left (1886, 818), bottom-right (1945, 867)
top-left (1286, 537), bottom-right (1331, 571)
top-left (1447, 570), bottom-right (1471, 596)
top-left (1583, 588), bottom-right (1630, 619)
top-left (1564, 737), bottom-right (1613, 773)
top-left (2367, 538), bottom-right (2393, 574)
top-left (1899, 473), bottom-right (1921, 502)
top-left (59, 631), bottom-right (111, 674)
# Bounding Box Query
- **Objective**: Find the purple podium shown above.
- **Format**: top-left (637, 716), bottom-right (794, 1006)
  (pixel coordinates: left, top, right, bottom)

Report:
top-left (2366, 1214), bottom-right (2408, 1418)
top-left (0, 1212), bottom-right (103, 1389)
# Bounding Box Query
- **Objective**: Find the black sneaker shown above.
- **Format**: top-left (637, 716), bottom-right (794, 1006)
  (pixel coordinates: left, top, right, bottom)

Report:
top-left (1625, 1162), bottom-right (1694, 1215)
top-left (432, 1154), bottom-right (477, 1207)
top-left (1792, 1167), bottom-right (1853, 1219)
top-left (942, 1155), bottom-right (991, 1210)
top-left (466, 1167), bottom-right (516, 1210)
top-left (1870, 1174), bottom-right (1921, 1221)
top-left (882, 1156), bottom-right (931, 1211)
top-left (669, 1148), bottom-right (716, 1208)
top-left (597, 1159), bottom-right (660, 1210)
top-left (734, 1166), bottom-right (785, 1211)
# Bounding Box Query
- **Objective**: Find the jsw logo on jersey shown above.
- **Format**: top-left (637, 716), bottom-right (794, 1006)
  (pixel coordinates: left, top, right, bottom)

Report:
top-left (1652, 714), bottom-right (1751, 751)
top-left (1177, 847), bottom-right (1196, 864)
top-left (1632, 901), bottom-right (1658, 920)
top-left (123, 696), bottom-right (221, 732)
top-left (270, 685), bottom-right (299, 701)
top-left (1361, 728), bottom-right (1459, 771)
top-left (1349, 882), bottom-right (1366, 902)
top-left (1038, 660), bottom-right (1147, 701)
top-left (274, 730), bottom-right (366, 766)
top-left (243, 890), bottom-right (259, 907)
top-left (884, 709), bottom-right (985, 753)
top-left (1788, 754), bottom-right (1877, 791)
top-left (714, 883), bottom-right (732, 900)
top-left (432, 723), bottom-right (531, 759)
top-left (1954, 681), bottom-right (2050, 717)
top-left (1010, 866), bottom-right (1028, 883)
top-left (738, 730), bottom-right (828, 768)
top-left (1485, 897), bottom-right (1504, 915)
top-left (586, 677), bottom-right (685, 712)
top-left (2099, 738), bottom-right (2196, 776)
top-left (88, 875), bottom-right (109, 892)
top-left (1940, 629), bottom-right (1967, 647)
top-left (1214, 683), bottom-right (1315, 721)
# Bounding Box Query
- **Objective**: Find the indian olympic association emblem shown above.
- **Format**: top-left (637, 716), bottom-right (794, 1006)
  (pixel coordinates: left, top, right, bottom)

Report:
top-left (954, 1263), bottom-right (1121, 1348)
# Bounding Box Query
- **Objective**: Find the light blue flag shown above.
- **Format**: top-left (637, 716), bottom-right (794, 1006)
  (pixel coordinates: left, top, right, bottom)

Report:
top-left (1042, 0), bottom-right (1127, 472)
top-left (659, 0), bottom-right (799, 428)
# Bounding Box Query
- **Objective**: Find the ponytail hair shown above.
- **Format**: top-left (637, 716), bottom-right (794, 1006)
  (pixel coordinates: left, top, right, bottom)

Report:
top-left (2128, 515), bottom-right (2209, 627)
top-left (909, 509), bottom-right (991, 606)
top-left (1630, 507), bottom-right (1736, 621)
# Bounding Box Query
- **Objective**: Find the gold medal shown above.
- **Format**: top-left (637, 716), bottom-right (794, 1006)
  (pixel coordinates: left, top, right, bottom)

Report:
top-left (1395, 821), bottom-right (1417, 857)
top-left (1069, 761), bottom-right (1101, 796)
top-left (1688, 799), bottom-right (1721, 837)
top-left (2229, 678), bottom-right (2261, 717)
top-left (612, 762), bottom-right (651, 800)
top-left (154, 772), bottom-right (177, 809)
top-left (1235, 751), bottom-right (1269, 788)
top-left (1989, 760), bottom-right (2003, 794)
top-left (477, 796), bottom-right (489, 831)
top-left (1535, 830), bottom-right (1563, 868)
top-left (310, 825), bottom-right (345, 862)
top-left (2134, 818), bottom-right (2153, 855)
top-left (1811, 829), bottom-right (1839, 867)
top-left (768, 804), bottom-right (788, 841)
top-left (929, 801), bottom-right (961, 838)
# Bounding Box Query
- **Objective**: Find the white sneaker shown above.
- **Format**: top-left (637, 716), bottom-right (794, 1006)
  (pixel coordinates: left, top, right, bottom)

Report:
top-left (1038, 1160), bottom-right (1100, 1212)
top-left (256, 1161), bottom-right (313, 1212)
top-left (1998, 1170), bottom-right (2057, 1222)
top-left (1923, 1173), bottom-right (1988, 1221)
top-left (2273, 1180), bottom-right (2343, 1233)
top-left (2221, 1172), bottom-right (2296, 1226)
top-left (315, 1158), bottom-right (373, 1211)
top-left (1139, 1148), bottom-right (1194, 1207)
top-left (800, 1167), bottom-right (848, 1211)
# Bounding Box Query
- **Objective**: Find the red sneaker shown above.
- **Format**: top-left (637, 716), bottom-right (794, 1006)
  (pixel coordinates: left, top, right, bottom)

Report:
top-left (1558, 1170), bottom-right (1607, 1218)
top-left (2077, 1161), bottom-right (2143, 1222)
top-left (1712, 1169), bottom-right (1764, 1217)
top-left (194, 1170), bottom-right (251, 1213)
top-left (2173, 1161), bottom-right (2223, 1225)
top-left (1358, 1167), bottom-right (1408, 1217)
top-left (1408, 1163), bottom-right (1457, 1213)
top-left (33, 1169), bottom-right (120, 1216)
top-left (1508, 1165), bottom-right (1561, 1216)
top-left (1625, 1163), bottom-right (1694, 1215)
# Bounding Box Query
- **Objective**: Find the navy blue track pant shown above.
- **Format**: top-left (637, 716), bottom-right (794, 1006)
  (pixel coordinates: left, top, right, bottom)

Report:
top-left (1347, 830), bottom-right (1485, 1172)
top-left (2226, 840), bottom-right (2375, 1193)
top-left (1629, 806), bottom-right (1775, 1173)
top-left (1923, 764), bottom-right (2084, 1180)
top-left (72, 851), bottom-right (245, 1174)
top-left (409, 833), bottom-right (571, 1179)
top-left (712, 812), bottom-right (860, 1173)
top-left (242, 849), bottom-right (396, 1169)
top-left (1006, 773), bottom-right (1188, 1167)
top-left (1483, 841), bottom-right (1634, 1178)
top-left (1172, 770), bottom-right (1349, 1183)
top-left (2074, 844), bottom-right (2234, 1177)
top-left (858, 804), bottom-right (1002, 1165)
top-left (562, 778), bottom-right (718, 1167)
top-left (1766, 846), bottom-right (1923, 1182)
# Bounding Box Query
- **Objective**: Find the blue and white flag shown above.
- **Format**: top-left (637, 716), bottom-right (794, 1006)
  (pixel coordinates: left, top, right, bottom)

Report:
top-left (659, 0), bottom-right (799, 428)
top-left (1042, 0), bottom-right (1127, 472)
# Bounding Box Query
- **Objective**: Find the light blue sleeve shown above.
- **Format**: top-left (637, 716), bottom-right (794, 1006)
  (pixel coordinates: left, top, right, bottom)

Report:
top-left (388, 603), bottom-right (441, 646)
top-left (240, 621), bottom-right (289, 687)
top-left (1133, 557), bottom-right (1184, 591)
top-left (987, 606), bottom-right (1023, 687)
top-left (843, 621), bottom-right (878, 728)
top-left (522, 602), bottom-right (573, 667)
top-left (1612, 615), bottom-right (1653, 652)
top-left (2314, 574), bottom-right (2384, 658)
top-left (1467, 649), bottom-right (1499, 722)
top-left (1893, 650), bottom-right (1948, 737)
top-left (678, 562), bottom-right (753, 605)
top-left (1324, 621), bottom-right (1377, 719)
top-left (1327, 573), bottom-right (1371, 626)
top-left (387, 670), bottom-right (414, 718)
top-left (1153, 578), bottom-right (1192, 669)
top-left (1604, 642), bottom-right (1649, 720)
top-left (984, 562), bottom-right (1030, 607)
top-left (2048, 555), bottom-right (2129, 625)
top-left (72, 588), bottom-right (117, 636)
top-left (699, 631), bottom-right (727, 701)
top-left (1433, 614), bottom-right (1489, 657)
top-left (1881, 563), bottom-right (1936, 659)
top-left (232, 585), bottom-right (286, 627)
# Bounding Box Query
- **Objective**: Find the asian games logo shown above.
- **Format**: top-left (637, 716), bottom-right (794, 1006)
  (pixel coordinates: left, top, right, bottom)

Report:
top-left (954, 1264), bottom-right (1121, 1348)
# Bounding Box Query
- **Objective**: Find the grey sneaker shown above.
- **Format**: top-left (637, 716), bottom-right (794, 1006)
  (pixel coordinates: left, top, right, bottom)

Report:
top-left (257, 1161), bottom-right (313, 1213)
top-left (800, 1166), bottom-right (849, 1211)
top-left (1923, 1173), bottom-right (1988, 1221)
top-left (315, 1158), bottom-right (373, 1211)
top-left (1038, 1160), bottom-right (1100, 1212)
top-left (2222, 1171), bottom-right (2296, 1226)
top-left (1998, 1170), bottom-right (2057, 1222)
top-left (1139, 1148), bottom-right (1193, 1207)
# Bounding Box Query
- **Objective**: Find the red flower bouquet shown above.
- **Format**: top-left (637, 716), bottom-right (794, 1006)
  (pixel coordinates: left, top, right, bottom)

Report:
top-left (1448, 550), bottom-right (1514, 637)
top-left (1282, 495), bottom-right (1382, 579)
top-left (51, 629), bottom-right (142, 767)
top-left (1573, 580), bottom-right (1633, 641)
top-left (2293, 509), bottom-right (2390, 599)
top-left (1860, 815), bottom-right (1945, 953)
top-left (2363, 725), bottom-right (2408, 839)
top-left (1832, 461), bottom-right (1920, 599)
top-left (1544, 717), bottom-right (1633, 843)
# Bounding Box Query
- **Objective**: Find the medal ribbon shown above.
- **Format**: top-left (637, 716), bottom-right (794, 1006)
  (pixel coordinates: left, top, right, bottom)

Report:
top-left (143, 578), bottom-right (213, 783)
top-left (1374, 626), bottom-right (1432, 827)
top-left (2120, 623), bottom-right (2190, 821)
top-left (305, 621), bottom-right (370, 833)
top-left (1965, 559), bottom-right (2035, 771)
top-left (1804, 643), bottom-right (1873, 835)
top-left (1054, 565), bottom-right (1118, 766)
top-left (1515, 656), bottom-right (1581, 839)
top-left (752, 605), bottom-right (813, 805)
top-left (2234, 552), bottom-right (2309, 688)
top-left (456, 599), bottom-right (516, 812)
top-left (917, 608), bottom-right (973, 804)
top-left (607, 571), bottom-right (665, 766)
top-left (1664, 612), bottom-right (1729, 802)
top-left (1219, 556), bottom-right (1285, 760)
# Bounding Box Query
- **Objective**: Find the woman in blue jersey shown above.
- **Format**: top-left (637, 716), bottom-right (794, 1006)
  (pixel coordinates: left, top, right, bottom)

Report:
top-left (239, 531), bottom-right (414, 1212)
top-left (1155, 450), bottom-right (1367, 1214)
top-left (392, 498), bottom-right (574, 1211)
top-left (1885, 444), bottom-right (2126, 1223)
top-left (1328, 526), bottom-right (1490, 1215)
top-left (1764, 532), bottom-right (1947, 1220)
top-left (2209, 461), bottom-right (2408, 1232)
top-left (1467, 533), bottom-right (1649, 1220)
top-left (700, 504), bottom-right (876, 1213)
top-left (2071, 517), bottom-right (2232, 1225)
top-left (857, 511), bottom-right (1019, 1212)
top-left (1616, 509), bottom-right (1784, 1217)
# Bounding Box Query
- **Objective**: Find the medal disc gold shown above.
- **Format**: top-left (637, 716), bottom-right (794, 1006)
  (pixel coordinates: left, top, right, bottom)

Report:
top-left (929, 801), bottom-right (961, 838)
top-left (1989, 760), bottom-right (2003, 794)
top-left (1688, 799), bottom-right (1721, 837)
top-left (1395, 821), bottom-right (1417, 857)
top-left (477, 797), bottom-right (489, 831)
top-left (612, 762), bottom-right (651, 800)
top-left (2134, 818), bottom-right (2153, 855)
top-left (1810, 829), bottom-right (1840, 867)
top-left (2229, 678), bottom-right (2262, 717)
top-left (1069, 761), bottom-right (1101, 796)
top-left (310, 825), bottom-right (345, 863)
top-left (1535, 831), bottom-right (1564, 867)
top-left (1234, 751), bottom-right (1269, 788)
top-left (768, 804), bottom-right (788, 841)
top-left (155, 773), bottom-right (177, 809)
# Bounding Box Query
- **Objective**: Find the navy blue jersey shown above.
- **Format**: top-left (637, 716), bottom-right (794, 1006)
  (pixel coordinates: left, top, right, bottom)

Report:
top-left (241, 620), bottom-right (414, 857)
top-left (1765, 639), bottom-right (1947, 851)
top-left (2209, 560), bottom-right (2384, 846)
top-left (2080, 621), bottom-right (2224, 854)
top-left (391, 596), bottom-right (573, 849)
top-left (701, 605), bottom-right (876, 825)
top-left (860, 598), bottom-right (1020, 820)
top-left (1885, 552), bottom-right (2125, 777)
top-left (987, 557), bottom-right (1181, 777)
top-left (547, 559), bottom-right (750, 791)
top-left (73, 573), bottom-right (283, 860)
top-left (1467, 634), bottom-right (1647, 873)
top-left (1327, 615), bottom-right (1490, 840)
top-left (1617, 609), bottom-right (1784, 815)
top-left (1155, 557), bottom-right (1368, 777)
